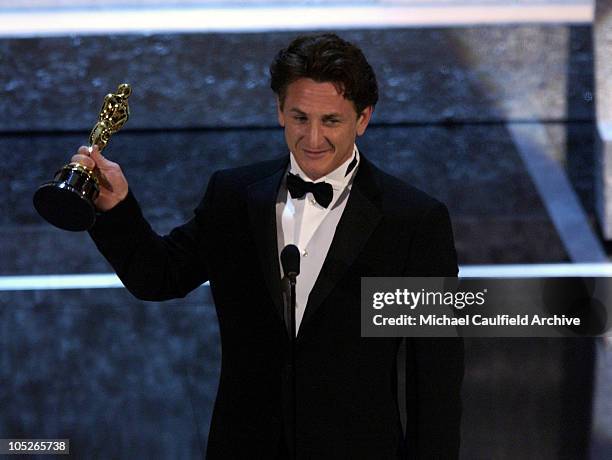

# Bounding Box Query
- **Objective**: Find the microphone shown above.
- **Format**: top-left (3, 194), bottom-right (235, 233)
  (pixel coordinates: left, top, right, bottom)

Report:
top-left (281, 244), bottom-right (300, 280)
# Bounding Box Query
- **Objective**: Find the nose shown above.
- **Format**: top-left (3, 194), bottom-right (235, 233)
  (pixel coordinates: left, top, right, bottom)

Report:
top-left (307, 122), bottom-right (322, 148)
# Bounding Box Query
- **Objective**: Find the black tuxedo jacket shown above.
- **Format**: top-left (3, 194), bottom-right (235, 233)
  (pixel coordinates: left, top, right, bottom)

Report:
top-left (89, 154), bottom-right (463, 459)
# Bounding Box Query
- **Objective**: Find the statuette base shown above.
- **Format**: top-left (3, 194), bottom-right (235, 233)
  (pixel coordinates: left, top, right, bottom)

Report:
top-left (33, 164), bottom-right (99, 231)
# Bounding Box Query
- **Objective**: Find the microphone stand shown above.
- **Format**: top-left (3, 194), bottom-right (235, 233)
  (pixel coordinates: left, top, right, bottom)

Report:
top-left (281, 244), bottom-right (299, 460)
top-left (287, 272), bottom-right (297, 460)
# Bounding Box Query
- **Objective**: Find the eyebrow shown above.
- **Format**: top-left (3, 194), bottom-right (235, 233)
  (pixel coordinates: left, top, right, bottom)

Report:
top-left (289, 108), bottom-right (342, 119)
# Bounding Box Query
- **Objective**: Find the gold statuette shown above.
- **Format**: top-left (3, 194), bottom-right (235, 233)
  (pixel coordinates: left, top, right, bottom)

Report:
top-left (33, 83), bottom-right (132, 231)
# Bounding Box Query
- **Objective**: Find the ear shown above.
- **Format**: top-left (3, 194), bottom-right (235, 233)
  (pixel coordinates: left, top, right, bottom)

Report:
top-left (356, 106), bottom-right (373, 136)
top-left (277, 97), bottom-right (285, 127)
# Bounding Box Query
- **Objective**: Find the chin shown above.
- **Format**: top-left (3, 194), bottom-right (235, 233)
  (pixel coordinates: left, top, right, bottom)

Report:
top-left (294, 156), bottom-right (325, 177)
top-left (303, 163), bottom-right (331, 180)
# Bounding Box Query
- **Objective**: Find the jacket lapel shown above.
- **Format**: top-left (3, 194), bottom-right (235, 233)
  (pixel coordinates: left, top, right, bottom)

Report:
top-left (246, 158), bottom-right (288, 323)
top-left (299, 155), bottom-right (383, 337)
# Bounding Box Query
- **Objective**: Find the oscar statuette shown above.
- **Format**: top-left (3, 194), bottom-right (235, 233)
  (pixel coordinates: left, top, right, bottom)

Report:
top-left (33, 83), bottom-right (132, 231)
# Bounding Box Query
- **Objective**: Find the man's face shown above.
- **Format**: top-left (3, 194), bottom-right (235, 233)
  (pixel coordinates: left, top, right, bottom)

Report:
top-left (277, 78), bottom-right (373, 180)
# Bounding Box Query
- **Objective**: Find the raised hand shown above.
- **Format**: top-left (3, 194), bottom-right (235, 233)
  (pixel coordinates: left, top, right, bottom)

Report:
top-left (70, 145), bottom-right (129, 211)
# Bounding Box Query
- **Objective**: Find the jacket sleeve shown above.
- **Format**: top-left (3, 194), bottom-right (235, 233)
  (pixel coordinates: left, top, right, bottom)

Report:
top-left (88, 171), bottom-right (218, 301)
top-left (403, 202), bottom-right (464, 459)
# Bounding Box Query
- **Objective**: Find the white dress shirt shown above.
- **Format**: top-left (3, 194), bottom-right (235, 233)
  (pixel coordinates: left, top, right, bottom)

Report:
top-left (276, 145), bottom-right (360, 335)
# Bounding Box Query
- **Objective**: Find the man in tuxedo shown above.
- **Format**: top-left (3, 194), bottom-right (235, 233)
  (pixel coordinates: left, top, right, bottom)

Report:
top-left (73, 33), bottom-right (463, 459)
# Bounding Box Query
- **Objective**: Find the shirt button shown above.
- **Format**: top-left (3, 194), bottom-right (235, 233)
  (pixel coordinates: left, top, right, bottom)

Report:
top-left (302, 250), bottom-right (308, 257)
top-left (309, 198), bottom-right (316, 205)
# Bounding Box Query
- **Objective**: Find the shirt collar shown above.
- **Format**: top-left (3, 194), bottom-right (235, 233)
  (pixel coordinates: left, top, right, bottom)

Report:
top-left (289, 145), bottom-right (360, 191)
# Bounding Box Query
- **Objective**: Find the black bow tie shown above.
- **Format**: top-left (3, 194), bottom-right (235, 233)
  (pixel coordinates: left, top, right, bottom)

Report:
top-left (286, 173), bottom-right (333, 208)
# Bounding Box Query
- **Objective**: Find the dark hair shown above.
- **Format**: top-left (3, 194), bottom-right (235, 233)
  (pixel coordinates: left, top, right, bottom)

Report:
top-left (270, 33), bottom-right (378, 114)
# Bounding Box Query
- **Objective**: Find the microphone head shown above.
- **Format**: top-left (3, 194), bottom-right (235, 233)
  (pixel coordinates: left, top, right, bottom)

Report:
top-left (281, 244), bottom-right (300, 278)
